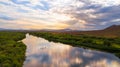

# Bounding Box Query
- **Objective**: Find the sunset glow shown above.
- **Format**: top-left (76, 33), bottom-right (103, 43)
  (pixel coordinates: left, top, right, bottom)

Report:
top-left (0, 0), bottom-right (120, 30)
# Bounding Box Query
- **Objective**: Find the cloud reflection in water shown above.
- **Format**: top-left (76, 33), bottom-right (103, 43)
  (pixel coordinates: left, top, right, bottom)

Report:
top-left (22, 34), bottom-right (120, 67)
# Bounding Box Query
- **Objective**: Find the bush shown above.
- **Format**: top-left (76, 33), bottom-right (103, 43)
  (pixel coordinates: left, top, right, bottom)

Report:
top-left (0, 32), bottom-right (26, 67)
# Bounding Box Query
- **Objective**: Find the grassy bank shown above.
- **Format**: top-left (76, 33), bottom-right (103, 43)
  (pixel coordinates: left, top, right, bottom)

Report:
top-left (0, 32), bottom-right (26, 67)
top-left (30, 32), bottom-right (120, 58)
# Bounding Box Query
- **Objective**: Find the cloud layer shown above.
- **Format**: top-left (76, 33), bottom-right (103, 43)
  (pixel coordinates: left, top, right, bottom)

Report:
top-left (0, 0), bottom-right (120, 30)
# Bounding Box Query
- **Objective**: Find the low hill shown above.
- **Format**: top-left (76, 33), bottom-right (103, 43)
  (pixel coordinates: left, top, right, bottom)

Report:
top-left (1, 25), bottom-right (120, 38)
top-left (56, 25), bottom-right (120, 38)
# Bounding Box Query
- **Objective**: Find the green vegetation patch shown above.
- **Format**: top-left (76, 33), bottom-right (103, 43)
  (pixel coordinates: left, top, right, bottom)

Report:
top-left (0, 32), bottom-right (26, 67)
top-left (30, 32), bottom-right (120, 58)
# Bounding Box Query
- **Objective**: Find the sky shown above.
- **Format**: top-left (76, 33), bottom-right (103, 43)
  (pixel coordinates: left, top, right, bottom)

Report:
top-left (0, 0), bottom-right (120, 30)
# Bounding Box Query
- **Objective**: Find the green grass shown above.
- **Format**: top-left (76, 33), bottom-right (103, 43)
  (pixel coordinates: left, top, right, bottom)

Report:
top-left (0, 31), bottom-right (120, 67)
top-left (0, 32), bottom-right (26, 67)
top-left (29, 32), bottom-right (120, 58)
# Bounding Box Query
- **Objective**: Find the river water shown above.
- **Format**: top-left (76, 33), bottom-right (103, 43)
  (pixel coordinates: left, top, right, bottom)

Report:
top-left (22, 34), bottom-right (120, 67)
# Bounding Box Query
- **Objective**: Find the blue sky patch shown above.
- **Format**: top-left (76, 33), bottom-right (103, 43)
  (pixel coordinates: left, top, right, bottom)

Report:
top-left (31, 1), bottom-right (50, 11)
top-left (11, 0), bottom-right (29, 5)
top-left (0, 14), bottom-right (15, 20)
top-left (0, 1), bottom-right (10, 5)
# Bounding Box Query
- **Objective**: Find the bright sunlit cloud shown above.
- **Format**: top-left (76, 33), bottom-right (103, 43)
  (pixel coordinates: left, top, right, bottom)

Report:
top-left (0, 0), bottom-right (120, 30)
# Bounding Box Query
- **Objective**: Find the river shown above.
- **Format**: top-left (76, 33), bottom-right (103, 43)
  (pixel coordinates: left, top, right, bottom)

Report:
top-left (22, 34), bottom-right (120, 67)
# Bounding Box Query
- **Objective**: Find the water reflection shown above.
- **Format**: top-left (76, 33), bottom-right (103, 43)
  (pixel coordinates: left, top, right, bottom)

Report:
top-left (22, 34), bottom-right (120, 67)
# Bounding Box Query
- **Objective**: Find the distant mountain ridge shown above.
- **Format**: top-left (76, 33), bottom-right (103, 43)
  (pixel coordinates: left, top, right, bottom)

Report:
top-left (103, 25), bottom-right (120, 31)
top-left (61, 25), bottom-right (120, 38)
top-left (0, 28), bottom-right (5, 30)
top-left (0, 28), bottom-right (9, 30)
top-left (0, 28), bottom-right (24, 30)
top-left (0, 25), bottom-right (120, 38)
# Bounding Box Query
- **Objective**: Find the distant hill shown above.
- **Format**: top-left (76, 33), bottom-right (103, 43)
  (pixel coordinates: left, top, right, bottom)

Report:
top-left (104, 25), bottom-right (120, 31)
top-left (0, 28), bottom-right (11, 31)
top-left (57, 25), bottom-right (120, 38)
top-left (0, 28), bottom-right (5, 30)
top-left (1, 25), bottom-right (120, 38)
top-left (0, 28), bottom-right (17, 31)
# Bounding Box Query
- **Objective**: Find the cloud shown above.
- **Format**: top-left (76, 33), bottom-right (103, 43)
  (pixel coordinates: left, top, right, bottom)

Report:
top-left (53, 0), bottom-right (120, 30)
top-left (89, 0), bottom-right (120, 6)
top-left (0, 0), bottom-right (120, 30)
top-left (0, 14), bottom-right (15, 20)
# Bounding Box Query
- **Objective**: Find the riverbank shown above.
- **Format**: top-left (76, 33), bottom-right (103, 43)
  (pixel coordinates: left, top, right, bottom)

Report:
top-left (0, 32), bottom-right (26, 67)
top-left (29, 32), bottom-right (120, 58)
top-left (22, 34), bottom-right (120, 67)
top-left (0, 31), bottom-right (119, 67)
